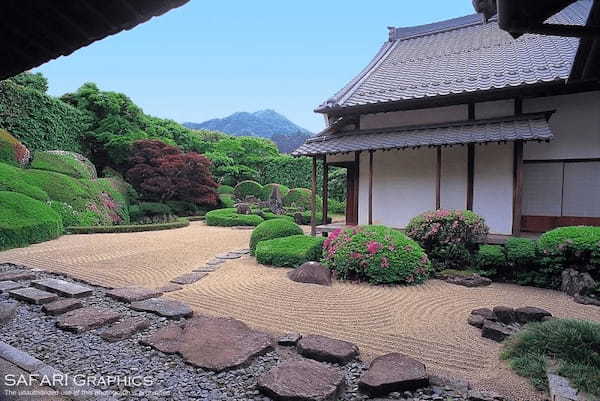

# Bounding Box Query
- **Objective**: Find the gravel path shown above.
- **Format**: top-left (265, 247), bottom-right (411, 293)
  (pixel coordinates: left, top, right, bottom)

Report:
top-left (1, 222), bottom-right (600, 400)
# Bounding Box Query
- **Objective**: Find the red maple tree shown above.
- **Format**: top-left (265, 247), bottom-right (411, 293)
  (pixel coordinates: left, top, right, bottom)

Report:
top-left (126, 140), bottom-right (218, 205)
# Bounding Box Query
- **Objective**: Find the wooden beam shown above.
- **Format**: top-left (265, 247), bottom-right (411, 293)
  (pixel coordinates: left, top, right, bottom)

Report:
top-left (354, 151), bottom-right (361, 225)
top-left (467, 144), bottom-right (475, 211)
top-left (322, 157), bottom-right (329, 225)
top-left (436, 147), bottom-right (442, 210)
top-left (512, 141), bottom-right (524, 236)
top-left (310, 156), bottom-right (317, 236)
top-left (368, 150), bottom-right (374, 224)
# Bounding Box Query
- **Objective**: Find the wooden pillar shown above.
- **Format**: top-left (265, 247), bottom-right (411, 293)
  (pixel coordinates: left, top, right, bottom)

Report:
top-left (435, 147), bottom-right (442, 210)
top-left (310, 156), bottom-right (317, 236)
top-left (467, 144), bottom-right (475, 211)
top-left (512, 141), bottom-right (524, 236)
top-left (368, 150), bottom-right (374, 224)
top-left (322, 157), bottom-right (329, 225)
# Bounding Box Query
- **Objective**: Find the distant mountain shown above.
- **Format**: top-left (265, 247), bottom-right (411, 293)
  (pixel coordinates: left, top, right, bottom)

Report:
top-left (184, 110), bottom-right (312, 153)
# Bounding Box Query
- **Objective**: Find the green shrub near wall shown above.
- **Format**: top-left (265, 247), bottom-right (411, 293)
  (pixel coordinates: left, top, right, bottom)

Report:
top-left (255, 235), bottom-right (325, 268)
top-left (0, 191), bottom-right (63, 250)
top-left (249, 219), bottom-right (303, 253)
top-left (205, 208), bottom-right (264, 227)
top-left (476, 245), bottom-right (506, 277)
top-left (0, 80), bottom-right (90, 153)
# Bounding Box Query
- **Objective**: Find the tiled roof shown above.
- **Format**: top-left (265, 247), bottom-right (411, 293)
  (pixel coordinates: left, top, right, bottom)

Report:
top-left (292, 113), bottom-right (553, 156)
top-left (317, 1), bottom-right (591, 112)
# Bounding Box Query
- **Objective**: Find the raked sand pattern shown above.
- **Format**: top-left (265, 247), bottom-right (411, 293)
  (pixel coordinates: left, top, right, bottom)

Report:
top-left (1, 221), bottom-right (600, 400)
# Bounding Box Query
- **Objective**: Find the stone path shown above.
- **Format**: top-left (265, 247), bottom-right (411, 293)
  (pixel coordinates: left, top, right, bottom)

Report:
top-left (1, 223), bottom-right (600, 401)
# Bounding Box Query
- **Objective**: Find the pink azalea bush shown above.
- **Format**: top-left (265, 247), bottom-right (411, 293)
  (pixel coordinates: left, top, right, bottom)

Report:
top-left (405, 209), bottom-right (488, 270)
top-left (323, 225), bottom-right (431, 285)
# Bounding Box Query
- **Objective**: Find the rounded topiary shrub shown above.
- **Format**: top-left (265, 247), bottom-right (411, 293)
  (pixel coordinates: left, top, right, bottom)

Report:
top-left (217, 185), bottom-right (234, 194)
top-left (0, 129), bottom-right (30, 167)
top-left (283, 188), bottom-right (312, 209)
top-left (0, 191), bottom-right (63, 250)
top-left (477, 245), bottom-right (506, 277)
top-left (31, 151), bottom-right (97, 179)
top-left (205, 208), bottom-right (264, 227)
top-left (323, 225), bottom-right (431, 285)
top-left (250, 218), bottom-right (303, 253)
top-left (233, 180), bottom-right (263, 201)
top-left (260, 183), bottom-right (290, 201)
top-left (256, 235), bottom-right (325, 268)
top-left (406, 209), bottom-right (489, 271)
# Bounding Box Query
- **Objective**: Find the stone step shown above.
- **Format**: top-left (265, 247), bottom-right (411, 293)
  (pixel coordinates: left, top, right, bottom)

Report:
top-left (99, 317), bottom-right (150, 342)
top-left (170, 273), bottom-right (207, 285)
top-left (215, 253), bottom-right (242, 260)
top-left (0, 271), bottom-right (36, 281)
top-left (105, 287), bottom-right (163, 303)
top-left (0, 280), bottom-right (25, 293)
top-left (31, 278), bottom-right (93, 298)
top-left (129, 298), bottom-right (193, 319)
top-left (56, 307), bottom-right (121, 333)
top-left (297, 335), bottom-right (359, 365)
top-left (155, 284), bottom-right (183, 293)
top-left (9, 288), bottom-right (59, 305)
top-left (42, 299), bottom-right (83, 316)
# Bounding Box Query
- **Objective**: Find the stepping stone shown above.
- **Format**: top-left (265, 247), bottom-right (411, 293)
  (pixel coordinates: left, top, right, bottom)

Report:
top-left (141, 315), bottom-right (273, 371)
top-left (9, 288), bottom-right (58, 305)
top-left (31, 278), bottom-right (92, 298)
top-left (105, 287), bottom-right (162, 303)
top-left (232, 226), bottom-right (254, 230)
top-left (206, 259), bottom-right (225, 266)
top-left (257, 359), bottom-right (345, 401)
top-left (130, 298), bottom-right (193, 319)
top-left (481, 320), bottom-right (516, 342)
top-left (358, 353), bottom-right (429, 396)
top-left (278, 332), bottom-right (302, 346)
top-left (155, 284), bottom-right (183, 293)
top-left (170, 272), bottom-right (207, 285)
top-left (0, 302), bottom-right (18, 326)
top-left (99, 317), bottom-right (150, 342)
top-left (215, 253), bottom-right (242, 260)
top-left (493, 306), bottom-right (516, 324)
top-left (297, 335), bottom-right (359, 364)
top-left (42, 299), bottom-right (82, 316)
top-left (0, 270), bottom-right (35, 281)
top-left (56, 307), bottom-right (121, 333)
top-left (0, 281), bottom-right (24, 293)
top-left (288, 262), bottom-right (332, 286)
top-left (193, 266), bottom-right (216, 273)
top-left (230, 249), bottom-right (250, 255)
top-left (515, 307), bottom-right (552, 324)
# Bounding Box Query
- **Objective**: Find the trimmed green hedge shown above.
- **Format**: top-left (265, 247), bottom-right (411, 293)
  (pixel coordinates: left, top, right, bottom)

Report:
top-left (0, 191), bottom-right (63, 250)
top-left (250, 219), bottom-right (303, 253)
top-left (476, 245), bottom-right (506, 276)
top-left (165, 200), bottom-right (207, 217)
top-left (538, 226), bottom-right (600, 256)
top-left (0, 80), bottom-right (90, 153)
top-left (217, 185), bottom-right (234, 194)
top-left (233, 180), bottom-right (263, 201)
top-left (260, 183), bottom-right (290, 201)
top-left (263, 212), bottom-right (294, 222)
top-left (30, 151), bottom-right (96, 179)
top-left (0, 162), bottom-right (48, 200)
top-left (290, 211), bottom-right (332, 225)
top-left (255, 235), bottom-right (325, 268)
top-left (66, 218), bottom-right (189, 234)
top-left (205, 208), bottom-right (264, 227)
top-left (129, 202), bottom-right (172, 222)
top-left (283, 188), bottom-right (312, 209)
top-left (219, 194), bottom-right (235, 208)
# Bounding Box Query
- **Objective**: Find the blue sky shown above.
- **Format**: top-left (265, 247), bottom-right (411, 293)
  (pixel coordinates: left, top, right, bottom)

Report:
top-left (35, 1), bottom-right (474, 132)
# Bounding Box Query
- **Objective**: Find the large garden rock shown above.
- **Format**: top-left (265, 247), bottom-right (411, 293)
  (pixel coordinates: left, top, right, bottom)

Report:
top-left (141, 315), bottom-right (273, 371)
top-left (470, 308), bottom-right (496, 321)
top-left (257, 359), bottom-right (345, 401)
top-left (446, 274), bottom-right (491, 287)
top-left (288, 262), bottom-right (332, 286)
top-left (129, 298), bottom-right (193, 319)
top-left (236, 203), bottom-right (252, 215)
top-left (515, 307), bottom-right (552, 324)
top-left (561, 269), bottom-right (596, 296)
top-left (56, 307), bottom-right (121, 333)
top-left (492, 306), bottom-right (516, 324)
top-left (574, 294), bottom-right (600, 307)
top-left (358, 353), bottom-right (429, 396)
top-left (297, 335), bottom-right (359, 364)
top-left (467, 314), bottom-right (485, 328)
top-left (481, 320), bottom-right (516, 342)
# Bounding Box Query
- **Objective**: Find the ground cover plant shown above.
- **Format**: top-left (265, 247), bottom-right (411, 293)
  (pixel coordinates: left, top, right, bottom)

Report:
top-left (255, 234), bottom-right (324, 267)
top-left (249, 219), bottom-right (303, 253)
top-left (324, 225), bottom-right (431, 285)
top-left (502, 319), bottom-right (600, 396)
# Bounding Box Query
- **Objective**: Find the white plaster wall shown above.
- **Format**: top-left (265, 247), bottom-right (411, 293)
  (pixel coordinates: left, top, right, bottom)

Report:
top-left (473, 143), bottom-right (514, 235)
top-left (523, 91), bottom-right (600, 160)
top-left (475, 99), bottom-right (514, 119)
top-left (440, 147), bottom-right (468, 210)
top-left (360, 105), bottom-right (468, 130)
top-left (358, 149), bottom-right (436, 227)
top-left (326, 153), bottom-right (355, 164)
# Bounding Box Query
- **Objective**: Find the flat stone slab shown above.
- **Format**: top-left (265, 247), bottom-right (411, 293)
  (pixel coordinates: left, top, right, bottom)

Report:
top-left (297, 335), bottom-right (359, 364)
top-left (515, 306), bottom-right (552, 323)
top-left (0, 270), bottom-right (35, 281)
top-left (56, 307), bottom-right (121, 333)
top-left (193, 266), bottom-right (217, 272)
top-left (105, 287), bottom-right (162, 303)
top-left (170, 272), bottom-right (207, 285)
top-left (278, 333), bottom-right (302, 346)
top-left (358, 353), bottom-right (429, 396)
top-left (155, 284), bottom-right (183, 293)
top-left (141, 315), bottom-right (273, 371)
top-left (230, 249), bottom-right (250, 255)
top-left (207, 259), bottom-right (226, 266)
top-left (42, 299), bottom-right (82, 316)
top-left (548, 373), bottom-right (578, 401)
top-left (9, 288), bottom-right (58, 305)
top-left (471, 308), bottom-right (497, 321)
top-left (100, 317), bottom-right (150, 342)
top-left (31, 278), bottom-right (92, 298)
top-left (257, 359), bottom-right (345, 401)
top-left (130, 298), bottom-right (193, 319)
top-left (0, 281), bottom-right (24, 293)
top-left (215, 252), bottom-right (242, 260)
